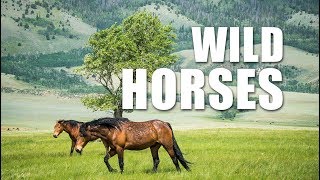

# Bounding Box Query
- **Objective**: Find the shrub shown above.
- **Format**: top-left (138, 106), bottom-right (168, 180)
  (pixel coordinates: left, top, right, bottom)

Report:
top-left (31, 4), bottom-right (37, 9)
top-left (220, 108), bottom-right (237, 120)
top-left (24, 23), bottom-right (29, 29)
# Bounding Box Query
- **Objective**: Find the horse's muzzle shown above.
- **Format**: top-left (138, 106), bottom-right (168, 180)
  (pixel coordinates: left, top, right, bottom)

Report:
top-left (53, 134), bottom-right (58, 138)
top-left (75, 148), bottom-right (82, 153)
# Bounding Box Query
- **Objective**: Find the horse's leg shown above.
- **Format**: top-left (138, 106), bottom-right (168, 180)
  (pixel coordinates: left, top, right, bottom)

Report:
top-left (163, 144), bottom-right (181, 172)
top-left (116, 147), bottom-right (125, 173)
top-left (104, 149), bottom-right (117, 172)
top-left (101, 139), bottom-right (109, 154)
top-left (150, 143), bottom-right (161, 172)
top-left (70, 140), bottom-right (75, 156)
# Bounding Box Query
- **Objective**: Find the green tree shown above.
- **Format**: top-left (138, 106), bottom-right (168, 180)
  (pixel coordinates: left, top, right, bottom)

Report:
top-left (76, 11), bottom-right (177, 117)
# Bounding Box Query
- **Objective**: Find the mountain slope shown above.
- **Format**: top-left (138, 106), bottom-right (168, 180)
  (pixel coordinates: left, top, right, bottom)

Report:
top-left (57, 0), bottom-right (319, 53)
top-left (139, 3), bottom-right (201, 29)
top-left (1, 0), bottom-right (96, 56)
top-left (175, 44), bottom-right (319, 91)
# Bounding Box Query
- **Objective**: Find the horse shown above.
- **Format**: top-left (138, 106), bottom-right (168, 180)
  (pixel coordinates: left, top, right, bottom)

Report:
top-left (75, 118), bottom-right (191, 173)
top-left (53, 120), bottom-right (99, 155)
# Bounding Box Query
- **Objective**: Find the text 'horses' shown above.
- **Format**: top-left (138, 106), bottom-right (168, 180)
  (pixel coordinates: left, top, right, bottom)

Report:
top-left (75, 118), bottom-right (190, 173)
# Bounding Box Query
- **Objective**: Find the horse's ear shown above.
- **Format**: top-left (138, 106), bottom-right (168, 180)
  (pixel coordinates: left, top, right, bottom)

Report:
top-left (57, 120), bottom-right (64, 123)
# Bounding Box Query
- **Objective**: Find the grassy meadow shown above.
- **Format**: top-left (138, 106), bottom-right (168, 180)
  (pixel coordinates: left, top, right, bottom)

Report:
top-left (1, 129), bottom-right (318, 179)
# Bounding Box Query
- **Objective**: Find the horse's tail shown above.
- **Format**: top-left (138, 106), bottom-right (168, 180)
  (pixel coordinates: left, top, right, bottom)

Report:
top-left (167, 123), bottom-right (191, 171)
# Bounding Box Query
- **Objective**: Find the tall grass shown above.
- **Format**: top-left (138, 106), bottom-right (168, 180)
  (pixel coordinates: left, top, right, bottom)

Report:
top-left (1, 129), bottom-right (318, 179)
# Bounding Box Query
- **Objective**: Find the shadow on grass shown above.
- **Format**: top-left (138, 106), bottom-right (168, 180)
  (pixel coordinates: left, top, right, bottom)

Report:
top-left (144, 167), bottom-right (179, 174)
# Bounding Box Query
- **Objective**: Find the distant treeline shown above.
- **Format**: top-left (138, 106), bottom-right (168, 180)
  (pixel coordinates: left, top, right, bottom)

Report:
top-left (57, 0), bottom-right (319, 53)
top-left (1, 48), bottom-right (105, 94)
top-left (2, 48), bottom-right (89, 67)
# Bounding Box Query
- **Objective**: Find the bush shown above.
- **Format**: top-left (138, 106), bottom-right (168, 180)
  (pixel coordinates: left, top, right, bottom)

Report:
top-left (30, 4), bottom-right (37, 9)
top-left (24, 17), bottom-right (51, 27)
top-left (220, 108), bottom-right (237, 120)
top-left (24, 23), bottom-right (29, 29)
top-left (17, 43), bottom-right (22, 46)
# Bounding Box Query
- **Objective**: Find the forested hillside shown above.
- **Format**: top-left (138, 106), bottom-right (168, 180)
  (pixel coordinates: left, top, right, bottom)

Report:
top-left (58, 0), bottom-right (319, 53)
top-left (1, 0), bottom-right (319, 95)
top-left (1, 0), bottom-right (96, 55)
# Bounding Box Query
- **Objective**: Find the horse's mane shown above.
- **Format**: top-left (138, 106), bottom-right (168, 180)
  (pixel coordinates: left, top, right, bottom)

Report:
top-left (80, 117), bottom-right (130, 136)
top-left (86, 117), bottom-right (129, 129)
top-left (58, 120), bottom-right (83, 128)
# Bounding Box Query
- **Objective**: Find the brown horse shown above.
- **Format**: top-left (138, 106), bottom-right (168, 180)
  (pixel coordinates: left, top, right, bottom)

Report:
top-left (53, 120), bottom-right (99, 155)
top-left (75, 118), bottom-right (190, 173)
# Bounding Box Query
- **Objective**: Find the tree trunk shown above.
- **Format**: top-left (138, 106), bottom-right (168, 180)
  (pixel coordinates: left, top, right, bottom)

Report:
top-left (113, 108), bottom-right (123, 118)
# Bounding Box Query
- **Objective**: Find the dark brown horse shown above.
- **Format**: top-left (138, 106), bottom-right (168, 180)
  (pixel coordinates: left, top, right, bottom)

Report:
top-left (53, 120), bottom-right (99, 155)
top-left (75, 118), bottom-right (190, 173)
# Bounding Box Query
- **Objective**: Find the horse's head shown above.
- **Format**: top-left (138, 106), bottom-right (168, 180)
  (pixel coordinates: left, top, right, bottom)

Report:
top-left (53, 120), bottom-right (64, 138)
top-left (75, 123), bottom-right (97, 153)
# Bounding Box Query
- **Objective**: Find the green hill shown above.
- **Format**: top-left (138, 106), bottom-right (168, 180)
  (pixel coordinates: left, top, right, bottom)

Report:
top-left (174, 44), bottom-right (319, 92)
top-left (139, 3), bottom-right (201, 29)
top-left (287, 11), bottom-right (319, 30)
top-left (1, 0), bottom-right (96, 56)
top-left (54, 0), bottom-right (319, 53)
top-left (176, 44), bottom-right (319, 71)
top-left (2, 0), bottom-right (319, 55)
top-left (1, 0), bottom-right (319, 94)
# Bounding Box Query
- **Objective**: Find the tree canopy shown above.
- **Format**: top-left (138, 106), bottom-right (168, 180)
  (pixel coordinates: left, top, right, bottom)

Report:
top-left (76, 11), bottom-right (177, 117)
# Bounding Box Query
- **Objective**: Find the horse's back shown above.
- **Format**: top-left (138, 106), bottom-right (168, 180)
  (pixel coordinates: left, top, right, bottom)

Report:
top-left (120, 119), bottom-right (172, 149)
top-left (132, 119), bottom-right (171, 132)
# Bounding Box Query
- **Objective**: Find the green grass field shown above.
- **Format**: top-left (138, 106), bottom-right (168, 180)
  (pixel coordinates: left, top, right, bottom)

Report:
top-left (1, 129), bottom-right (318, 179)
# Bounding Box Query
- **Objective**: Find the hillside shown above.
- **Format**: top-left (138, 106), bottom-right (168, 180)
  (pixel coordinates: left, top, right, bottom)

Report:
top-left (0, 0), bottom-right (318, 107)
top-left (1, 0), bottom-right (96, 56)
top-left (1, 0), bottom-right (319, 55)
top-left (287, 11), bottom-right (319, 30)
top-left (1, 73), bottom-right (33, 90)
top-left (174, 44), bottom-right (319, 92)
top-left (57, 0), bottom-right (319, 53)
top-left (139, 3), bottom-right (201, 29)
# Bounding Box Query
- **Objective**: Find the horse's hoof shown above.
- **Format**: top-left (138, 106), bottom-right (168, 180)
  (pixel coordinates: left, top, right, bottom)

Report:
top-left (109, 169), bottom-right (117, 173)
